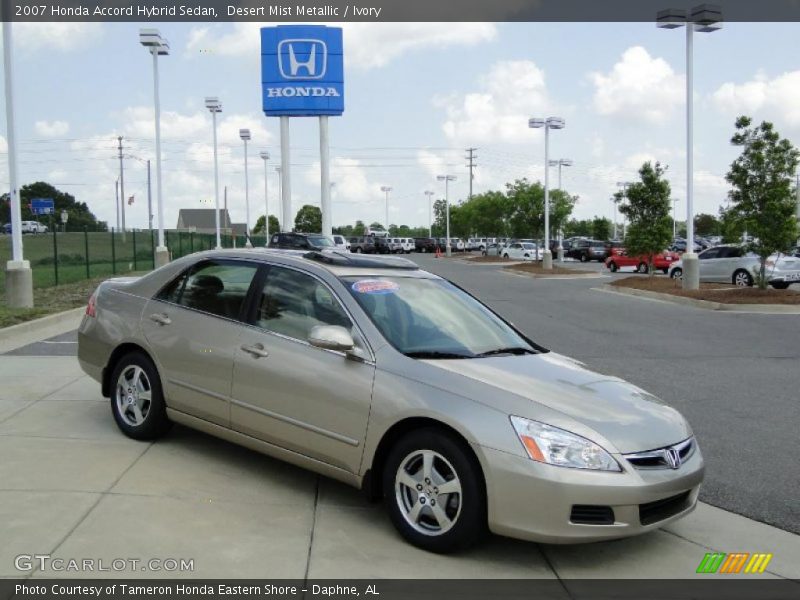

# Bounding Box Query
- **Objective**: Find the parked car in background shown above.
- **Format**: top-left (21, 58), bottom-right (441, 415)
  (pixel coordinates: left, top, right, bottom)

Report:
top-left (374, 236), bottom-right (391, 254)
top-left (1, 223), bottom-right (11, 234)
top-left (414, 237), bottom-right (437, 253)
top-left (502, 242), bottom-right (538, 261)
top-left (482, 243), bottom-right (503, 257)
top-left (332, 235), bottom-right (350, 251)
top-left (349, 237), bottom-right (377, 254)
top-left (669, 245), bottom-right (760, 286)
top-left (269, 233), bottom-right (334, 251)
top-left (567, 239), bottom-right (607, 262)
top-left (21, 220), bottom-right (48, 234)
top-left (765, 247), bottom-right (800, 289)
top-left (605, 250), bottom-right (681, 274)
top-left (670, 239), bottom-right (703, 253)
top-left (388, 238), bottom-right (404, 254)
top-left (605, 240), bottom-right (624, 257)
top-left (706, 236), bottom-right (723, 246)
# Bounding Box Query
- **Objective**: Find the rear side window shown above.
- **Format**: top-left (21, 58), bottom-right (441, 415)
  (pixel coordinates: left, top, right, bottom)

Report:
top-left (165, 261), bottom-right (258, 320)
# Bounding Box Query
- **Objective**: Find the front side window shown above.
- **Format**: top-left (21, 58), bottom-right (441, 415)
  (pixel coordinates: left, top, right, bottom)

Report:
top-left (255, 266), bottom-right (352, 342)
top-left (344, 276), bottom-right (536, 358)
top-left (164, 261), bottom-right (258, 320)
top-left (700, 248), bottom-right (722, 260)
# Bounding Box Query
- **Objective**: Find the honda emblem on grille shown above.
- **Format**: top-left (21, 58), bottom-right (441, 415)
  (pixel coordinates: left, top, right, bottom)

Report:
top-left (664, 447), bottom-right (682, 469)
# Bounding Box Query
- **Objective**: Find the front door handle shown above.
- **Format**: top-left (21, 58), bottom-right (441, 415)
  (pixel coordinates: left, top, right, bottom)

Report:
top-left (241, 343), bottom-right (269, 358)
top-left (149, 313), bottom-right (171, 326)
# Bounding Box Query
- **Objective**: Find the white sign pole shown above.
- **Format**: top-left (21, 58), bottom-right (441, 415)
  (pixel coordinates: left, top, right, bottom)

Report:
top-left (280, 116), bottom-right (292, 232)
top-left (320, 115), bottom-right (332, 237)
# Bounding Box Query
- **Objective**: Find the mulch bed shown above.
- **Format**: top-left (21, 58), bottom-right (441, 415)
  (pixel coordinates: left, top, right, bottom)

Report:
top-left (464, 255), bottom-right (514, 263)
top-left (505, 263), bottom-right (594, 276)
top-left (610, 276), bottom-right (800, 305)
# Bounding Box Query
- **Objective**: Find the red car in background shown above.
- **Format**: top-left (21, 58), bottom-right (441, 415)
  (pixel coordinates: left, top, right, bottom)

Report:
top-left (605, 249), bottom-right (681, 274)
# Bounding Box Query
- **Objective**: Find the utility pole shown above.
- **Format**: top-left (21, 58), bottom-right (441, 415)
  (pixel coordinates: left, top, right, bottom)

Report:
top-left (117, 136), bottom-right (126, 241)
top-left (796, 173), bottom-right (800, 245)
top-left (115, 179), bottom-right (120, 232)
top-left (465, 147), bottom-right (478, 200)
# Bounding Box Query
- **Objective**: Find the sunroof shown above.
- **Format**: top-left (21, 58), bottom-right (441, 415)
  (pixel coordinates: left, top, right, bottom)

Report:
top-left (303, 251), bottom-right (419, 270)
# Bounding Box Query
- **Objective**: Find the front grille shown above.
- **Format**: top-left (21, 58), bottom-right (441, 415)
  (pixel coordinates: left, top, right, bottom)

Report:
top-left (639, 491), bottom-right (691, 526)
top-left (624, 438), bottom-right (695, 470)
top-left (570, 505), bottom-right (615, 525)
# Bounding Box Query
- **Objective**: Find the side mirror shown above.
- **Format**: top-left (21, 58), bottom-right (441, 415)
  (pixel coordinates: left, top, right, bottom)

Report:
top-left (308, 325), bottom-right (355, 353)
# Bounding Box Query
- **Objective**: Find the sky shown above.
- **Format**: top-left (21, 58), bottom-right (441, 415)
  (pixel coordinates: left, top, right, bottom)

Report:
top-left (2, 21), bottom-right (800, 232)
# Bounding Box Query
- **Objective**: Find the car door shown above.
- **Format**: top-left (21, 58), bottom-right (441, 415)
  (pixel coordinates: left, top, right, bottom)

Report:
top-left (697, 247), bottom-right (723, 281)
top-left (142, 259), bottom-right (260, 427)
top-left (230, 264), bottom-right (375, 474)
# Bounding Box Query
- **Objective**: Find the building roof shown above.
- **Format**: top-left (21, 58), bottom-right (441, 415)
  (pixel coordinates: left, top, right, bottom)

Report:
top-left (177, 208), bottom-right (232, 230)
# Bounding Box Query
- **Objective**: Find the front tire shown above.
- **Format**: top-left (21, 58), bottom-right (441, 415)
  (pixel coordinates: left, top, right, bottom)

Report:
top-left (638, 262), bottom-right (649, 274)
top-left (771, 281), bottom-right (790, 289)
top-left (382, 428), bottom-right (486, 553)
top-left (109, 352), bottom-right (170, 440)
top-left (671, 268), bottom-right (683, 280)
top-left (608, 262), bottom-right (618, 273)
top-left (580, 254), bottom-right (588, 263)
top-left (355, 247), bottom-right (363, 254)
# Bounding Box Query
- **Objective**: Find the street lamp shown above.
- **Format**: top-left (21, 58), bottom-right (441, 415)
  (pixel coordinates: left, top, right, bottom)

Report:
top-left (205, 96), bottom-right (222, 249)
top-left (437, 175), bottom-right (456, 256)
top-left (275, 166), bottom-right (283, 229)
top-left (672, 198), bottom-right (680, 238)
top-left (139, 28), bottom-right (170, 266)
top-left (239, 128), bottom-right (252, 248)
top-left (260, 151), bottom-right (270, 245)
top-left (380, 186), bottom-right (392, 232)
top-left (424, 190), bottom-right (435, 237)
top-left (617, 181), bottom-right (633, 239)
top-left (529, 117), bottom-right (565, 269)
top-left (658, 4), bottom-right (722, 289)
top-left (548, 158), bottom-right (572, 260)
top-left (611, 196), bottom-right (620, 240)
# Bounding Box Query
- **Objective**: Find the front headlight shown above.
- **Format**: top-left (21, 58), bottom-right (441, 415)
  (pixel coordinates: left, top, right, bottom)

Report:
top-left (510, 416), bottom-right (621, 472)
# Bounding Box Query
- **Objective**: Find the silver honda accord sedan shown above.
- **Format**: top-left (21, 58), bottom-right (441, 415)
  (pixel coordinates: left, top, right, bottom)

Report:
top-left (78, 249), bottom-right (704, 553)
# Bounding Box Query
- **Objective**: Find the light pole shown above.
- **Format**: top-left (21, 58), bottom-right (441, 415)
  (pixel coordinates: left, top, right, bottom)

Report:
top-left (611, 196), bottom-right (619, 240)
top-left (658, 4), bottom-right (722, 289)
top-left (381, 186), bottom-right (392, 232)
top-left (672, 198), bottom-right (680, 238)
top-left (548, 158), bottom-right (572, 261)
top-left (437, 175), bottom-right (456, 256)
top-left (424, 190), bottom-right (435, 237)
top-left (260, 151), bottom-right (270, 245)
top-left (617, 181), bottom-right (633, 240)
top-left (529, 117), bottom-right (565, 269)
top-left (139, 28), bottom-right (170, 266)
top-left (239, 129), bottom-right (252, 247)
top-left (205, 97), bottom-right (222, 249)
top-left (275, 166), bottom-right (283, 229)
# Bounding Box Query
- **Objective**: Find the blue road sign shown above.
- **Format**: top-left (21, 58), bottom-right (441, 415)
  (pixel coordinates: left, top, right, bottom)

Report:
top-left (30, 198), bottom-right (54, 215)
top-left (261, 25), bottom-right (344, 117)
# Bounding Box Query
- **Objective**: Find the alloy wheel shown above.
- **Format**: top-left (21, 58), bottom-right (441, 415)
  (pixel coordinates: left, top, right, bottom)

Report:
top-left (395, 449), bottom-right (462, 536)
top-left (115, 365), bottom-right (152, 427)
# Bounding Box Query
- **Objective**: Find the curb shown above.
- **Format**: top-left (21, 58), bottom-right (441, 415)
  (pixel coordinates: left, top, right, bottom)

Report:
top-left (596, 284), bottom-right (800, 314)
top-left (0, 307), bottom-right (85, 344)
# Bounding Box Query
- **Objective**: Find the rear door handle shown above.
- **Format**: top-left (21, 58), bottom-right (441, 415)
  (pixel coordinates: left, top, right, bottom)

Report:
top-left (240, 343), bottom-right (269, 358)
top-left (149, 313), bottom-right (171, 326)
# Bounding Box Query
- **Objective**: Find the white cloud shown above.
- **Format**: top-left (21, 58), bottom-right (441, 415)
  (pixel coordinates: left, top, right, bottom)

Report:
top-left (590, 46), bottom-right (683, 124)
top-left (184, 23), bottom-right (496, 69)
top-left (14, 23), bottom-right (103, 52)
top-left (436, 60), bottom-right (551, 145)
top-left (712, 70), bottom-right (800, 128)
top-left (34, 120), bottom-right (70, 137)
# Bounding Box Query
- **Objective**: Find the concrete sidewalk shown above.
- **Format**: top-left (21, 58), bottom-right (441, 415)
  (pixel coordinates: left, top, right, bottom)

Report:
top-left (0, 353), bottom-right (797, 581)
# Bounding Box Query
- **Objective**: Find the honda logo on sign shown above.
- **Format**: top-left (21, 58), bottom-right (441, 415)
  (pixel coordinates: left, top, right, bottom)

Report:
top-left (278, 39), bottom-right (327, 79)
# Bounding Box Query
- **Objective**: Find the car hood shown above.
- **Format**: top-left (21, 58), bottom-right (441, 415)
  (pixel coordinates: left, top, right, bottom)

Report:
top-left (424, 352), bottom-right (690, 454)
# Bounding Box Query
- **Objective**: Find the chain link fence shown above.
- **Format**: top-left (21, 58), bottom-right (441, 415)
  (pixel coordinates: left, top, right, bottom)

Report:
top-left (0, 229), bottom-right (266, 292)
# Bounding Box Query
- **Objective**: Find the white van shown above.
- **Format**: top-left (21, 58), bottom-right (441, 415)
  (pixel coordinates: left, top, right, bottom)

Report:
top-left (22, 221), bottom-right (48, 234)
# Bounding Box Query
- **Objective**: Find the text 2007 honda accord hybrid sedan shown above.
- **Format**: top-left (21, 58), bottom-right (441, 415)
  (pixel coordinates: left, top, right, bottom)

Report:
top-left (78, 249), bottom-right (704, 553)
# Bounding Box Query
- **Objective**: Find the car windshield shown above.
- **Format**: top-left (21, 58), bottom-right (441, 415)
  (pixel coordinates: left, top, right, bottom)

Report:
top-left (308, 235), bottom-right (333, 247)
top-left (343, 276), bottom-right (536, 358)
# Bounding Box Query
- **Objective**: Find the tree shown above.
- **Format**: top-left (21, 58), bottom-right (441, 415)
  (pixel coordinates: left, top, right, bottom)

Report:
top-left (1, 181), bottom-right (105, 231)
top-left (431, 199), bottom-right (447, 237)
top-left (563, 218), bottom-right (592, 238)
top-left (619, 162), bottom-right (673, 276)
top-left (724, 116), bottom-right (800, 288)
top-left (252, 214), bottom-right (280, 236)
top-left (505, 179), bottom-right (576, 241)
top-left (591, 216), bottom-right (612, 241)
top-left (353, 220), bottom-right (366, 235)
top-left (294, 205), bottom-right (322, 233)
top-left (694, 213), bottom-right (721, 237)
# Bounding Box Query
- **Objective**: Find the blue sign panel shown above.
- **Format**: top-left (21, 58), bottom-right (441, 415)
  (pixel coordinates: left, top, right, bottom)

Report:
top-left (30, 198), bottom-right (54, 215)
top-left (261, 25), bottom-right (344, 117)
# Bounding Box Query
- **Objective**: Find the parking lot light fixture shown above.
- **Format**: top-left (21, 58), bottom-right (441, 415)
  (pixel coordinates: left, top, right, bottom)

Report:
top-left (381, 186), bottom-right (392, 233)
top-left (437, 175), bottom-right (456, 256)
top-left (139, 29), bottom-right (170, 266)
top-left (260, 151), bottom-right (270, 244)
top-left (424, 190), bottom-right (435, 237)
top-left (205, 97), bottom-right (222, 249)
top-left (658, 4), bottom-right (722, 290)
top-left (616, 181), bottom-right (633, 239)
top-left (529, 117), bottom-right (565, 269)
top-left (240, 129), bottom-right (252, 248)
top-left (549, 158), bottom-right (572, 261)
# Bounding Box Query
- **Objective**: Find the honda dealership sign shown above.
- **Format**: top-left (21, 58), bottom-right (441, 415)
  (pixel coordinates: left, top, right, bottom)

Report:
top-left (261, 25), bottom-right (344, 116)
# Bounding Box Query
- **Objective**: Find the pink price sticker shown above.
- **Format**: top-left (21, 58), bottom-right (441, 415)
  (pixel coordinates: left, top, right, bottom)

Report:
top-left (351, 279), bottom-right (399, 295)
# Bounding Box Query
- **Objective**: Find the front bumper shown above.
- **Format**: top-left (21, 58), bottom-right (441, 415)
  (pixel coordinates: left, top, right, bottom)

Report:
top-left (478, 443), bottom-right (704, 544)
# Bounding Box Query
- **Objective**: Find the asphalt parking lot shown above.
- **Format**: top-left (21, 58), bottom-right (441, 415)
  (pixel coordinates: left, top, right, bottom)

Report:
top-left (412, 254), bottom-right (800, 535)
top-left (1, 256), bottom-right (798, 581)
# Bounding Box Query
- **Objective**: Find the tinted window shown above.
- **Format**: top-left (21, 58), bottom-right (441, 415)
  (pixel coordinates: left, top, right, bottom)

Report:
top-left (700, 248), bottom-right (722, 260)
top-left (174, 261), bottom-right (258, 320)
top-left (255, 267), bottom-right (352, 342)
top-left (157, 271), bottom-right (189, 304)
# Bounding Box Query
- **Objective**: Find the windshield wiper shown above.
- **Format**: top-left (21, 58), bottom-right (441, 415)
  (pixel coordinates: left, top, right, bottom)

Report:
top-left (476, 347), bottom-right (536, 357)
top-left (404, 350), bottom-right (474, 359)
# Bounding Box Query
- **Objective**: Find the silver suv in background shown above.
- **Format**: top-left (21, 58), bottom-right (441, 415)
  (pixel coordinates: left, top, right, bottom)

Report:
top-left (669, 245), bottom-right (759, 286)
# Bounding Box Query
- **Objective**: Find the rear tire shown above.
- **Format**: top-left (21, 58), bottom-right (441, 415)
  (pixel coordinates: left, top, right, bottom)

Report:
top-left (109, 352), bottom-right (171, 441)
top-left (638, 262), bottom-right (649, 274)
top-left (733, 269), bottom-right (753, 287)
top-left (580, 254), bottom-right (588, 263)
top-left (671, 268), bottom-right (683, 280)
top-left (608, 262), bottom-right (618, 273)
top-left (382, 428), bottom-right (487, 553)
